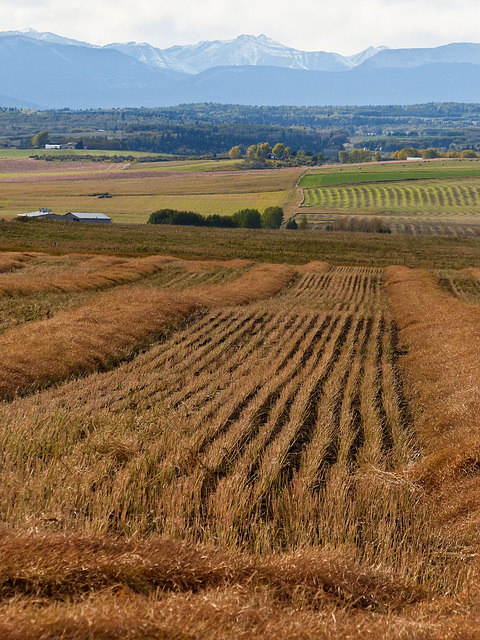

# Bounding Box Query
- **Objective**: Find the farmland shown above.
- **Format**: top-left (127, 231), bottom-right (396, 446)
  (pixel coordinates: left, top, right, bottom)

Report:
top-left (3, 154), bottom-right (480, 233)
top-left (0, 157), bottom-right (301, 222)
top-left (298, 159), bottom-right (480, 235)
top-left (3, 153), bottom-right (480, 636)
top-left (1, 247), bottom-right (480, 637)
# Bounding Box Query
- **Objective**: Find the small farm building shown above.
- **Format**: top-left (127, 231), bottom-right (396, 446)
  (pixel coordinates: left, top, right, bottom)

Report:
top-left (17, 209), bottom-right (64, 221)
top-left (64, 212), bottom-right (111, 224)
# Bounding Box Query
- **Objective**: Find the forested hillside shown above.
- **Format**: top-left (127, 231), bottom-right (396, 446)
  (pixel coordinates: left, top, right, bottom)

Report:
top-left (3, 102), bottom-right (480, 156)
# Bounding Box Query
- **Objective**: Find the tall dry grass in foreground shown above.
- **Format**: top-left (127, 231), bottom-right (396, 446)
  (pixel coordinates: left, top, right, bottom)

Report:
top-left (0, 268), bottom-right (454, 586)
top-left (0, 531), bottom-right (455, 640)
top-left (386, 265), bottom-right (480, 547)
top-left (0, 263), bottom-right (293, 398)
top-left (0, 251), bottom-right (34, 273)
top-left (0, 254), bottom-right (174, 296)
top-left (1, 262), bottom-right (478, 637)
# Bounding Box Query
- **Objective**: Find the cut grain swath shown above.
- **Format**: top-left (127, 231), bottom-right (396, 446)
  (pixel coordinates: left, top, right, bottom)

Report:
top-left (0, 252), bottom-right (34, 273)
top-left (0, 254), bottom-right (175, 296)
top-left (386, 265), bottom-right (480, 544)
top-left (0, 263), bottom-right (293, 399)
top-left (0, 264), bottom-right (436, 585)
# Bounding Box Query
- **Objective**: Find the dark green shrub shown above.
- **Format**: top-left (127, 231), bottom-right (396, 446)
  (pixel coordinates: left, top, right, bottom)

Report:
top-left (261, 206), bottom-right (283, 229)
top-left (205, 214), bottom-right (238, 228)
top-left (148, 209), bottom-right (205, 226)
top-left (232, 209), bottom-right (262, 229)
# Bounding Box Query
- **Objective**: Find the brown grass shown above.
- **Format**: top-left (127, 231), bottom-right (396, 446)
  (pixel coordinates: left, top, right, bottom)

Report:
top-left (2, 591), bottom-right (479, 640)
top-left (385, 265), bottom-right (480, 545)
top-left (0, 532), bottom-right (420, 608)
top-left (295, 261), bottom-right (332, 274)
top-left (0, 531), bottom-right (435, 640)
top-left (462, 266), bottom-right (480, 282)
top-left (1, 260), bottom-right (478, 636)
top-left (0, 263), bottom-right (293, 398)
top-left (0, 268), bottom-right (449, 585)
top-left (0, 254), bottom-right (175, 296)
top-left (0, 251), bottom-right (35, 273)
top-left (0, 158), bottom-right (126, 174)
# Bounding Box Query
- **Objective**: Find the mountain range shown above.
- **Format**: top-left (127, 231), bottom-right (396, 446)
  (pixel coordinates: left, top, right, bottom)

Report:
top-left (2, 29), bottom-right (480, 108)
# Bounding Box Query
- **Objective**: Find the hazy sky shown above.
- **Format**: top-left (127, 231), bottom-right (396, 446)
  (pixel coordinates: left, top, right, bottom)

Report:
top-left (2, 0), bottom-right (480, 54)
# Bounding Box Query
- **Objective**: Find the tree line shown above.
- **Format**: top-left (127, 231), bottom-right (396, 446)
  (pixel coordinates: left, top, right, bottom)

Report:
top-left (148, 207), bottom-right (285, 229)
top-left (229, 143), bottom-right (324, 167)
top-left (6, 102), bottom-right (480, 158)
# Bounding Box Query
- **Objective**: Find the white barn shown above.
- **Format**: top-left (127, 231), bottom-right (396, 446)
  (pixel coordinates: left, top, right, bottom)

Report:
top-left (17, 209), bottom-right (64, 221)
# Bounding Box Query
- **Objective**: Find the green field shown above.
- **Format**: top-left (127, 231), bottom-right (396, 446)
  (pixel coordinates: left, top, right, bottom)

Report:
top-left (297, 160), bottom-right (480, 234)
top-left (302, 179), bottom-right (480, 214)
top-left (299, 159), bottom-right (480, 187)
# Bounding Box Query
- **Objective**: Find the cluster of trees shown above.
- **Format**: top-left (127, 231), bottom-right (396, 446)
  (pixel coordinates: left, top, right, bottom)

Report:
top-left (326, 216), bottom-right (391, 233)
top-left (229, 143), bottom-right (324, 167)
top-left (148, 206), bottom-right (284, 229)
top-left (338, 149), bottom-right (381, 163)
top-left (390, 147), bottom-right (478, 160)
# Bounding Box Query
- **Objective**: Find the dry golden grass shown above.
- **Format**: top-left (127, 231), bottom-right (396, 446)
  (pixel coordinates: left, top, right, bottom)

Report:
top-left (0, 254), bottom-right (175, 296)
top-left (0, 263), bottom-right (293, 398)
top-left (2, 259), bottom-right (480, 636)
top-left (385, 266), bottom-right (480, 546)
top-left (0, 268), bottom-right (448, 583)
top-left (0, 251), bottom-right (35, 273)
top-left (0, 532), bottom-right (420, 608)
top-left (295, 261), bottom-right (332, 274)
top-left (463, 267), bottom-right (480, 284)
top-left (0, 532), bottom-right (445, 640)
top-left (2, 590), bottom-right (479, 640)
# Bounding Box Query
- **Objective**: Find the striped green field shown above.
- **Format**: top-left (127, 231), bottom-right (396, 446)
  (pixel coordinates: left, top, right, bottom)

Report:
top-left (298, 161), bottom-right (480, 235)
top-left (302, 179), bottom-right (480, 215)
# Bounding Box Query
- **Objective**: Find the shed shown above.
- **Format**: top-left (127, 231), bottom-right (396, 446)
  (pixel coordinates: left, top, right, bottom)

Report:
top-left (64, 212), bottom-right (111, 224)
top-left (17, 209), bottom-right (64, 221)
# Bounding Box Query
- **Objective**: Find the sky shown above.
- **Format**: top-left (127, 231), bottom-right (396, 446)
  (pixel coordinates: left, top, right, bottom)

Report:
top-left (2, 0), bottom-right (480, 55)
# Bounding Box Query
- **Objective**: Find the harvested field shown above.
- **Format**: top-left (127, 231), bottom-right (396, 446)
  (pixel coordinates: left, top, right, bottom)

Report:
top-left (0, 158), bottom-right (129, 175)
top-left (2, 252), bottom-right (480, 636)
top-left (0, 251), bottom-right (35, 273)
top-left (0, 262), bottom-right (293, 398)
top-left (0, 162), bottom-right (303, 222)
top-left (0, 254), bottom-right (175, 296)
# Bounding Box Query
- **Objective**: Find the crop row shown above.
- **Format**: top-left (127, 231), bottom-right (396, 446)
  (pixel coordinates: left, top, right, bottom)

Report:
top-left (387, 221), bottom-right (480, 236)
top-left (0, 267), bottom-right (414, 559)
top-left (302, 181), bottom-right (480, 213)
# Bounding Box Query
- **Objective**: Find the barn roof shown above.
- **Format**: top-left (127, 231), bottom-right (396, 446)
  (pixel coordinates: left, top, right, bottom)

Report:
top-left (18, 211), bottom-right (52, 218)
top-left (67, 212), bottom-right (111, 220)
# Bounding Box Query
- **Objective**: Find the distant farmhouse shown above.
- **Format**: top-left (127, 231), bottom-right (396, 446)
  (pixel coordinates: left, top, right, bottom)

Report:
top-left (44, 142), bottom-right (77, 150)
top-left (17, 209), bottom-right (111, 224)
